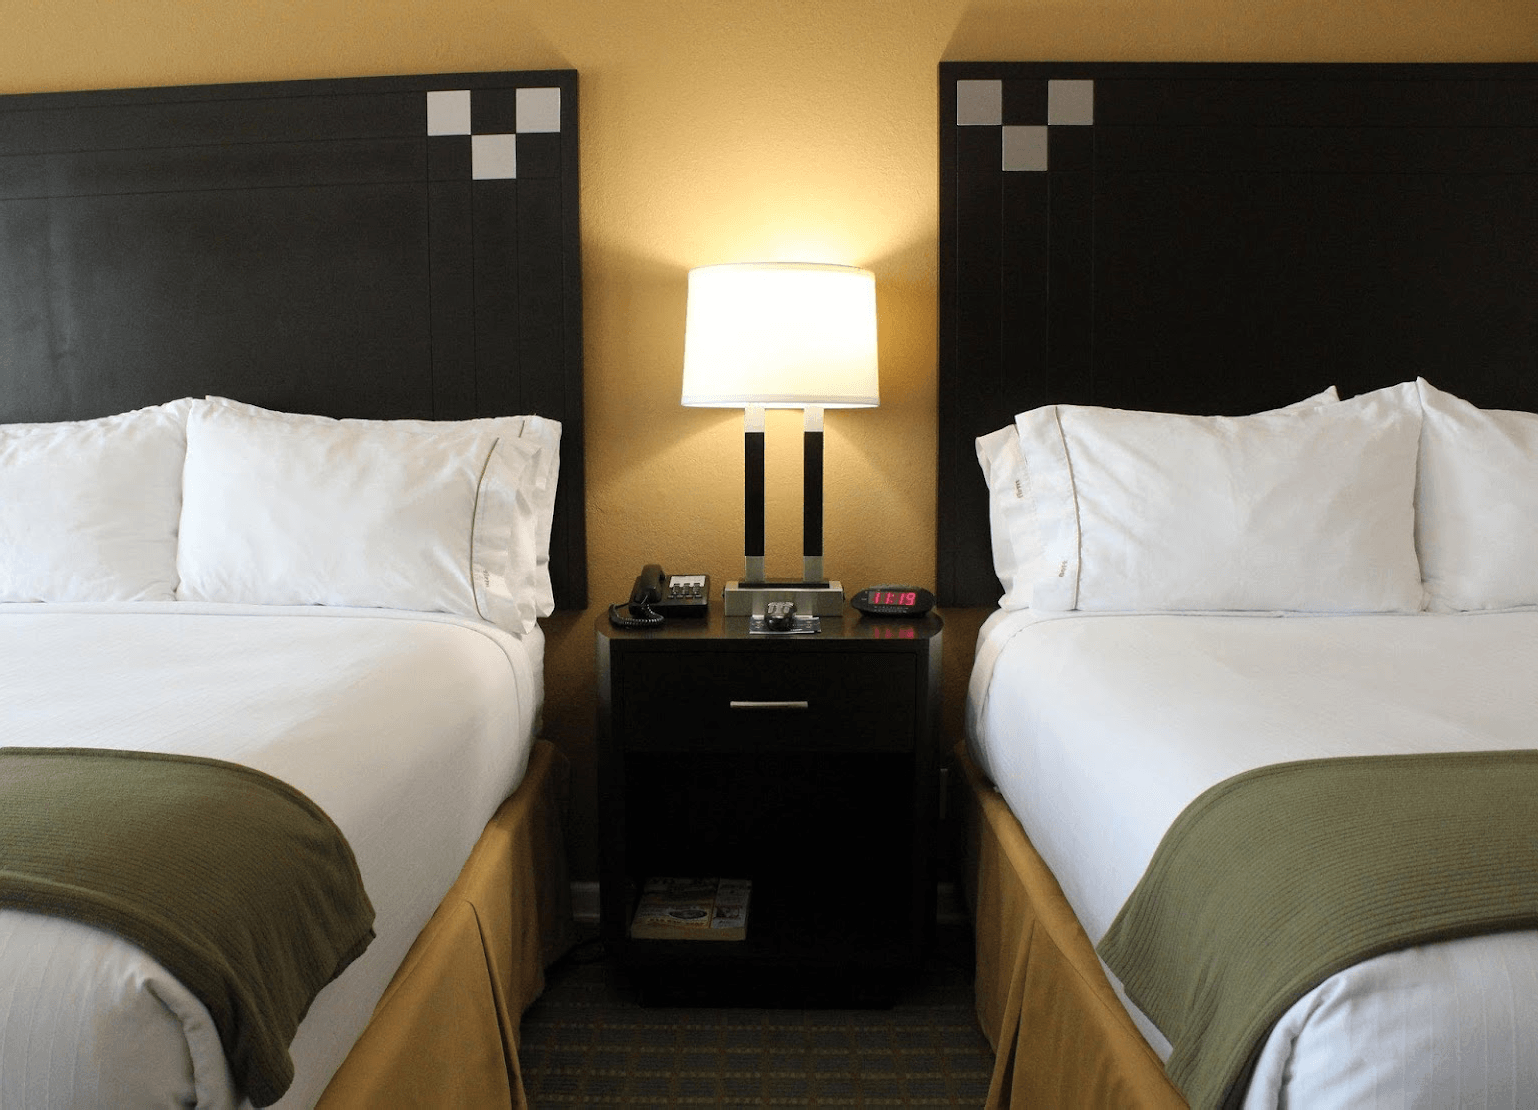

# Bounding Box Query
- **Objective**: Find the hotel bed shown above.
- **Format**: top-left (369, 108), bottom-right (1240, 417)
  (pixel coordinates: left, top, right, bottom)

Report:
top-left (1, 601), bottom-right (544, 1108)
top-left (938, 63), bottom-right (1538, 1108)
top-left (0, 71), bottom-right (583, 1108)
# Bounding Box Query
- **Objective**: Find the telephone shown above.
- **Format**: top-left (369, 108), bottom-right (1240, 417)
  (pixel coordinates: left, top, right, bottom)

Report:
top-left (608, 564), bottom-right (710, 627)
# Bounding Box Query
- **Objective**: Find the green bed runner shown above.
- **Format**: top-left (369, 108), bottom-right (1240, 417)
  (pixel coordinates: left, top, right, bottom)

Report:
top-left (1098, 749), bottom-right (1538, 1110)
top-left (0, 747), bottom-right (375, 1107)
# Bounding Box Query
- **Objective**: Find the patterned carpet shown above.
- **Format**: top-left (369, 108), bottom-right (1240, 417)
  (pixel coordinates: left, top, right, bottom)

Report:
top-left (518, 926), bottom-right (995, 1107)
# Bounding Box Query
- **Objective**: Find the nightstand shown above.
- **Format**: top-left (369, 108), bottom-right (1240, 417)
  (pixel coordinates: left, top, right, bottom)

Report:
top-left (596, 608), bottom-right (943, 1005)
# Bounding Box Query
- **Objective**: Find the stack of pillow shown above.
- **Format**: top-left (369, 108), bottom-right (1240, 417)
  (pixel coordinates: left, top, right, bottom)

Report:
top-left (0, 397), bottom-right (561, 634)
top-left (976, 378), bottom-right (1538, 615)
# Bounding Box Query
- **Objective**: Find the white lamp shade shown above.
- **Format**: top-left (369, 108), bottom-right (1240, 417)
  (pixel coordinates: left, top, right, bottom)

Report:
top-left (681, 262), bottom-right (879, 408)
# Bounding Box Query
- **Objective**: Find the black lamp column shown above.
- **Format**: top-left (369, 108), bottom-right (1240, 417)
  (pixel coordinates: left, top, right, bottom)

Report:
top-left (744, 403), bottom-right (766, 584)
top-left (802, 405), bottom-right (825, 585)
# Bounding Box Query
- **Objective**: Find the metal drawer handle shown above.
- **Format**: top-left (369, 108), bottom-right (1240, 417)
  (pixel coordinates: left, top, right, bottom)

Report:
top-left (729, 700), bottom-right (810, 710)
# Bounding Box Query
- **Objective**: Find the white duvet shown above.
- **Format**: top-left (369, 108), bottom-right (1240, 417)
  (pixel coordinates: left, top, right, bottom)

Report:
top-left (0, 602), bottom-right (542, 1110)
top-left (969, 608), bottom-right (1538, 1109)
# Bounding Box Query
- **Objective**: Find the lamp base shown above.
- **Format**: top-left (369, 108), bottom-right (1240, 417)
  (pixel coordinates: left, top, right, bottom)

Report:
top-left (723, 581), bottom-right (847, 617)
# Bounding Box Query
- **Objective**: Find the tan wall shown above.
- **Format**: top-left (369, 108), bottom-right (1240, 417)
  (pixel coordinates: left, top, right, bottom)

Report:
top-left (7, 0), bottom-right (1535, 876)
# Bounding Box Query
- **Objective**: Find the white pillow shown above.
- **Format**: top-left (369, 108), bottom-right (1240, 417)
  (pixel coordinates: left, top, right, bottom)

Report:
top-left (1016, 382), bottom-right (1423, 613)
top-left (0, 399), bottom-right (192, 603)
top-left (198, 398), bottom-right (560, 617)
top-left (974, 387), bottom-right (1340, 610)
top-left (975, 423), bottom-right (1038, 610)
top-left (1415, 378), bottom-right (1538, 612)
top-left (177, 400), bottom-right (544, 632)
top-left (514, 415), bottom-right (561, 616)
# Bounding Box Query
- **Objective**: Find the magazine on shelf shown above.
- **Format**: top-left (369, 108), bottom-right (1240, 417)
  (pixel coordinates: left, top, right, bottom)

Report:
top-left (630, 877), bottom-right (752, 941)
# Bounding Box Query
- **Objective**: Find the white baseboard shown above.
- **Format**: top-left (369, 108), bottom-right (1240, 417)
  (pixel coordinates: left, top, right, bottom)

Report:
top-left (570, 880), bottom-right (964, 928)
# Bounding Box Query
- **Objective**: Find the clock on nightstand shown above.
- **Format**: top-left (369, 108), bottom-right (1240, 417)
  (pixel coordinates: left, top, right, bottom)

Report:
top-left (852, 585), bottom-right (936, 617)
top-left (595, 608), bottom-right (943, 1005)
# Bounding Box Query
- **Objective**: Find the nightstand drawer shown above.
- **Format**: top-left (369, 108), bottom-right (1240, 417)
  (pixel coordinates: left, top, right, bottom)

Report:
top-left (618, 651), bottom-right (915, 751)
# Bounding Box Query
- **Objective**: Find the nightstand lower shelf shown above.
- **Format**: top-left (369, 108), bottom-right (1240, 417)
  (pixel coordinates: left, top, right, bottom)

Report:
top-left (611, 749), bottom-right (923, 1004)
top-left (620, 886), bottom-right (916, 1005)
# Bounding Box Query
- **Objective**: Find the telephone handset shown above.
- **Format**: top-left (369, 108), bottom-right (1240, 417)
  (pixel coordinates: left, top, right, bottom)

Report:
top-left (608, 564), bottom-right (710, 627)
top-left (630, 564), bottom-right (666, 609)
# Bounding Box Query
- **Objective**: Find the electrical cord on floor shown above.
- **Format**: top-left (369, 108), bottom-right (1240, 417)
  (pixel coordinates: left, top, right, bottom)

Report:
top-left (568, 934), bottom-right (607, 964)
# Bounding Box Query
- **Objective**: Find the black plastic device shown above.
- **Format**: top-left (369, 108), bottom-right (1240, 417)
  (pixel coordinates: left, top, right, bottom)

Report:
top-left (610, 565), bottom-right (710, 627)
top-left (764, 600), bottom-right (797, 631)
top-left (851, 585), bottom-right (936, 617)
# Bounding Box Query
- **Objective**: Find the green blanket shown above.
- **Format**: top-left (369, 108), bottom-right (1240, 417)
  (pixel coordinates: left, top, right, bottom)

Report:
top-left (1098, 749), bottom-right (1538, 1110)
top-left (0, 747), bottom-right (375, 1107)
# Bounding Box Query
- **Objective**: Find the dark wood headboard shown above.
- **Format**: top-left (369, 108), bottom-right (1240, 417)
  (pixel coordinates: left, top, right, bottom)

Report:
top-left (938, 61), bottom-right (1538, 607)
top-left (0, 70), bottom-right (586, 608)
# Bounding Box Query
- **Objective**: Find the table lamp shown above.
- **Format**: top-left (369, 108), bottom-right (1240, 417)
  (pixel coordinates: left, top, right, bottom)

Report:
top-left (681, 261), bottom-right (879, 616)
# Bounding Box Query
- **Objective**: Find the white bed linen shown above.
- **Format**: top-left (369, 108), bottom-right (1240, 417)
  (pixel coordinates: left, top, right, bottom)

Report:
top-left (968, 608), bottom-right (1538, 1109)
top-left (0, 602), bottom-right (543, 1110)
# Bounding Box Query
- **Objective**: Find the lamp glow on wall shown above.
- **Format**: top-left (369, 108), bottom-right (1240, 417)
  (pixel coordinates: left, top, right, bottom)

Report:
top-left (681, 261), bottom-right (879, 615)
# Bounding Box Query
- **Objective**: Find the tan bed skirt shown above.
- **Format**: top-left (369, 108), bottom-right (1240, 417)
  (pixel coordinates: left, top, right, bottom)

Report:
top-left (317, 738), bottom-right (576, 1109)
top-left (957, 742), bottom-right (1186, 1109)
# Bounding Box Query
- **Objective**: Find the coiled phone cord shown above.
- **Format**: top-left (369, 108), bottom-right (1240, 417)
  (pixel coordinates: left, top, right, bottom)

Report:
top-left (607, 600), bottom-right (665, 628)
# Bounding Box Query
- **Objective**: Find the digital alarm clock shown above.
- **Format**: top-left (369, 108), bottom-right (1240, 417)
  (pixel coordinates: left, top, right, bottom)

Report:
top-left (851, 585), bottom-right (935, 617)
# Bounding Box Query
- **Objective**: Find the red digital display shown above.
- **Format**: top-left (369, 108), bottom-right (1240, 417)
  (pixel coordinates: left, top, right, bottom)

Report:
top-left (852, 585), bottom-right (933, 618)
